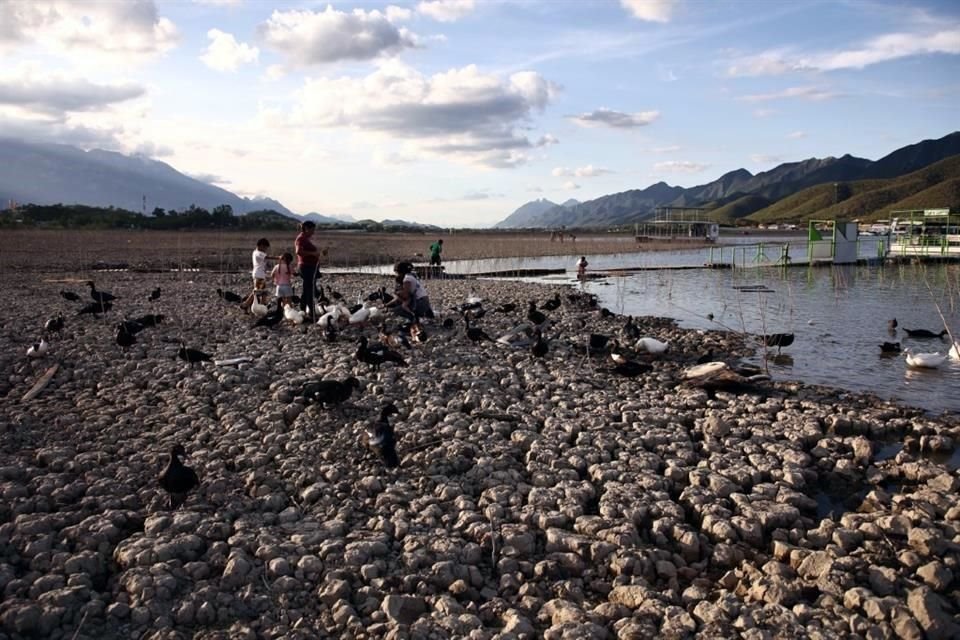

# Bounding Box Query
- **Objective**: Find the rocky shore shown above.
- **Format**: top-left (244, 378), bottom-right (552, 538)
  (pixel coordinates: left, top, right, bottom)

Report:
top-left (1, 270), bottom-right (958, 640)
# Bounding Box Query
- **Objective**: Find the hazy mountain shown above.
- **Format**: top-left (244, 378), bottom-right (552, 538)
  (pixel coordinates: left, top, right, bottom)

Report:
top-left (301, 211), bottom-right (347, 225)
top-left (0, 138), bottom-right (293, 215)
top-left (381, 219), bottom-right (443, 230)
top-left (494, 131), bottom-right (960, 228)
top-left (494, 198), bottom-right (561, 228)
top-left (560, 198), bottom-right (581, 207)
top-left (246, 196), bottom-right (293, 216)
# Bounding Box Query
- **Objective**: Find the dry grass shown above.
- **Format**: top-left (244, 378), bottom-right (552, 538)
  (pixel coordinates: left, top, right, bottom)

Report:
top-left (0, 229), bottom-right (710, 272)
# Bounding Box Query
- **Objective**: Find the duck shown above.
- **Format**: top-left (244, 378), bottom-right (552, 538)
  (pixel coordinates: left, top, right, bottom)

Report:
top-left (610, 358), bottom-right (652, 377)
top-left (77, 301), bottom-right (112, 316)
top-left (888, 318), bottom-right (898, 331)
top-left (531, 329), bottom-right (548, 358)
top-left (356, 336), bottom-right (407, 370)
top-left (464, 313), bottom-right (495, 343)
top-left (379, 326), bottom-right (410, 350)
top-left (322, 315), bottom-right (338, 343)
top-left (158, 444), bottom-right (199, 510)
top-left (465, 291), bottom-right (483, 306)
top-left (349, 302), bottom-right (372, 325)
top-left (300, 376), bottom-right (361, 407)
top-left (527, 301), bottom-right (547, 326)
top-left (763, 333), bottom-right (794, 353)
top-left (250, 298), bottom-right (268, 317)
top-left (949, 342), bottom-right (959, 361)
top-left (217, 288), bottom-right (243, 303)
top-left (283, 304), bottom-right (305, 325)
top-left (496, 322), bottom-right (535, 348)
top-left (134, 314), bottom-right (165, 328)
top-left (904, 347), bottom-right (947, 369)
top-left (149, 287), bottom-right (161, 301)
top-left (621, 316), bottom-right (640, 340)
top-left (117, 319), bottom-right (146, 335)
top-left (327, 286), bottom-right (343, 301)
top-left (494, 302), bottom-right (517, 313)
top-left (254, 301), bottom-right (285, 328)
top-left (367, 404), bottom-right (400, 468)
top-left (27, 338), bottom-right (49, 358)
top-left (880, 341), bottom-right (901, 354)
top-left (116, 327), bottom-right (136, 348)
top-left (88, 281), bottom-right (117, 304)
top-left (903, 328), bottom-right (947, 339)
top-left (636, 337), bottom-right (669, 354)
top-left (542, 293), bottom-right (561, 311)
top-left (588, 333), bottom-right (612, 353)
top-left (59, 290), bottom-right (81, 302)
top-left (178, 345), bottom-right (213, 365)
top-left (44, 313), bottom-right (65, 334)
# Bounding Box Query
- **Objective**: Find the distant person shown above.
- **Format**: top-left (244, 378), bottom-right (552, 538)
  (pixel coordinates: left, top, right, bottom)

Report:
top-left (577, 256), bottom-right (588, 280)
top-left (272, 252), bottom-right (295, 308)
top-left (429, 239), bottom-right (444, 267)
top-left (242, 238), bottom-right (270, 312)
top-left (295, 221), bottom-right (321, 321)
top-left (386, 261), bottom-right (434, 321)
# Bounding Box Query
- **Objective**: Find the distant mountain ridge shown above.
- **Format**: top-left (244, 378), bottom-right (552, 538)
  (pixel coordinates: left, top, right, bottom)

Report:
top-left (0, 138), bottom-right (294, 216)
top-left (497, 131), bottom-right (960, 228)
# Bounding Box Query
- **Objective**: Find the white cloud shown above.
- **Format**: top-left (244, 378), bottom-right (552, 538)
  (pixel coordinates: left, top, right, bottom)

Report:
top-left (562, 181), bottom-right (580, 190)
top-left (200, 29), bottom-right (259, 72)
top-left (186, 171), bottom-right (231, 184)
top-left (739, 86), bottom-right (837, 102)
top-left (258, 7), bottom-right (420, 67)
top-left (650, 144), bottom-right (681, 153)
top-left (750, 154), bottom-right (781, 164)
top-left (787, 130), bottom-right (807, 139)
top-left (552, 164), bottom-right (613, 177)
top-left (417, 0), bottom-right (476, 23)
top-left (0, 1), bottom-right (177, 61)
top-left (570, 108), bottom-right (659, 129)
top-left (620, 0), bottom-right (677, 23)
top-left (653, 160), bottom-right (709, 173)
top-left (0, 66), bottom-right (145, 116)
top-left (727, 27), bottom-right (960, 76)
top-left (285, 61), bottom-right (558, 168)
top-left (386, 5), bottom-right (414, 22)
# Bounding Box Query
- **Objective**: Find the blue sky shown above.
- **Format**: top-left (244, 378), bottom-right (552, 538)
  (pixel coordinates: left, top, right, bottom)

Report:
top-left (1, 0), bottom-right (958, 226)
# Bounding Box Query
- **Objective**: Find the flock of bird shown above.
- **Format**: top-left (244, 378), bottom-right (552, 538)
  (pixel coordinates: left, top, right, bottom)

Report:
top-left (881, 318), bottom-right (959, 369)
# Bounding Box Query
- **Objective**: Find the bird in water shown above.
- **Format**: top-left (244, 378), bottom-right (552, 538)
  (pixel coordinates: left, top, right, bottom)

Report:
top-left (149, 287), bottom-right (161, 301)
top-left (903, 328), bottom-right (947, 339)
top-left (27, 338), bottom-right (49, 358)
top-left (60, 290), bottom-right (81, 302)
top-left (88, 281), bottom-right (117, 304)
top-left (888, 318), bottom-right (898, 332)
top-left (367, 404), bottom-right (400, 468)
top-left (44, 312), bottom-right (64, 334)
top-left (178, 345), bottom-right (213, 365)
top-left (356, 336), bottom-right (407, 370)
top-left (903, 347), bottom-right (948, 369)
top-left (158, 444), bottom-right (199, 509)
top-left (217, 288), bottom-right (243, 303)
top-left (763, 333), bottom-right (794, 353)
top-left (880, 341), bottom-right (901, 354)
top-left (300, 376), bottom-right (360, 407)
top-left (464, 313), bottom-right (495, 343)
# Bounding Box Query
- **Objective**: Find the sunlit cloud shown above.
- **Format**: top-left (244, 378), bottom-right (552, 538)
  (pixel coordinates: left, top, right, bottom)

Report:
top-left (653, 160), bottom-right (709, 173)
top-left (738, 86), bottom-right (837, 102)
top-left (562, 181), bottom-right (581, 190)
top-left (200, 29), bottom-right (259, 72)
top-left (620, 0), bottom-right (677, 23)
top-left (787, 130), bottom-right (807, 139)
top-left (552, 164), bottom-right (613, 177)
top-left (417, 0), bottom-right (475, 23)
top-left (750, 154), bottom-right (782, 164)
top-left (569, 108), bottom-right (659, 129)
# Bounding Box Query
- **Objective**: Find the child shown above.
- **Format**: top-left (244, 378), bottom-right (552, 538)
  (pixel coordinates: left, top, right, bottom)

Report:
top-left (242, 238), bottom-right (271, 312)
top-left (577, 256), bottom-right (588, 280)
top-left (272, 252), bottom-right (295, 307)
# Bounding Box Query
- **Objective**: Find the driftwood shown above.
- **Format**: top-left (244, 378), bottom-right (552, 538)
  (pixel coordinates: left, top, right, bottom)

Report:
top-left (21, 363), bottom-right (59, 402)
top-left (213, 356), bottom-right (254, 366)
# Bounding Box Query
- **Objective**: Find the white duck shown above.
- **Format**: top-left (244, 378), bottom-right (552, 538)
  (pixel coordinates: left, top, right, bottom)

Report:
top-left (904, 347), bottom-right (948, 369)
top-left (635, 337), bottom-right (669, 354)
top-left (496, 322), bottom-right (535, 348)
top-left (949, 342), bottom-right (960, 361)
top-left (250, 299), bottom-right (268, 317)
top-left (466, 291), bottom-right (483, 306)
top-left (349, 302), bottom-right (372, 325)
top-left (283, 304), bottom-right (305, 325)
top-left (367, 306), bottom-right (384, 324)
top-left (27, 338), bottom-right (49, 358)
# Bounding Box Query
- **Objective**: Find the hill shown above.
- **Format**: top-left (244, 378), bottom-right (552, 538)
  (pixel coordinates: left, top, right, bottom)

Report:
top-left (497, 131), bottom-right (960, 228)
top-left (0, 138), bottom-right (294, 216)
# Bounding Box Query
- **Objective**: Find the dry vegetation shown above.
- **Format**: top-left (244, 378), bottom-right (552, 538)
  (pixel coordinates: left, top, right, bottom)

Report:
top-left (0, 229), bottom-right (705, 272)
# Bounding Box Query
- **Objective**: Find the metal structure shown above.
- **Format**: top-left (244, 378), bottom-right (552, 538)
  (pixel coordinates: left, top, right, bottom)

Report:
top-left (635, 207), bottom-right (719, 243)
top-left (887, 208), bottom-right (960, 258)
top-left (807, 219), bottom-right (860, 264)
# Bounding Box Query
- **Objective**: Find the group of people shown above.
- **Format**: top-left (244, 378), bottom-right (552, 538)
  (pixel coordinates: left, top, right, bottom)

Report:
top-left (242, 222), bottom-right (437, 324)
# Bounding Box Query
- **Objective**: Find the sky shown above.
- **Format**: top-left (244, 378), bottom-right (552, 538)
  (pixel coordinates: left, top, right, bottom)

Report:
top-left (1, 0), bottom-right (958, 226)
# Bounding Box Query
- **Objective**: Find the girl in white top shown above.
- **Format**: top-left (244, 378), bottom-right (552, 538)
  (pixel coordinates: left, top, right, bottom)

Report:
top-left (387, 261), bottom-right (434, 321)
top-left (242, 238), bottom-right (271, 311)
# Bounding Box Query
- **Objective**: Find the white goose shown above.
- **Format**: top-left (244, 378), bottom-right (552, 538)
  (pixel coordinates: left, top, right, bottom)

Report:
top-left (250, 299), bottom-right (268, 317)
top-left (466, 291), bottom-right (482, 306)
top-left (27, 338), bottom-right (49, 358)
top-left (904, 347), bottom-right (948, 369)
top-left (349, 302), bottom-right (371, 325)
top-left (635, 337), bottom-right (669, 354)
top-left (949, 342), bottom-right (960, 361)
top-left (283, 304), bottom-right (305, 325)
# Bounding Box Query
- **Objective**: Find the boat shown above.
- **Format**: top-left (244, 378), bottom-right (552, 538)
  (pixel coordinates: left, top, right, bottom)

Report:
top-left (886, 209), bottom-right (960, 259)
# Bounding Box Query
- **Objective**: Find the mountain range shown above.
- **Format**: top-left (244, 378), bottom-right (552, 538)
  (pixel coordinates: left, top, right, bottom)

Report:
top-left (496, 131), bottom-right (960, 228)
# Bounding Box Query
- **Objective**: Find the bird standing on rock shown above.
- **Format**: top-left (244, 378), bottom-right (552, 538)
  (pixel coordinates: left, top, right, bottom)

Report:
top-left (178, 345), bottom-right (212, 365)
top-left (367, 404), bottom-right (400, 468)
top-left (464, 313), bottom-right (495, 343)
top-left (149, 287), bottom-right (161, 301)
top-left (531, 329), bottom-right (549, 358)
top-left (77, 301), bottom-right (112, 316)
top-left (60, 290), bottom-right (81, 302)
top-left (27, 338), bottom-right (49, 358)
top-left (217, 288), bottom-right (243, 303)
top-left (356, 336), bottom-right (407, 370)
top-left (88, 281), bottom-right (117, 304)
top-left (527, 301), bottom-right (547, 326)
top-left (158, 444), bottom-right (199, 509)
top-left (116, 327), bottom-right (136, 349)
top-left (542, 293), bottom-right (561, 311)
top-left (44, 313), bottom-right (64, 334)
top-left (300, 377), bottom-right (361, 407)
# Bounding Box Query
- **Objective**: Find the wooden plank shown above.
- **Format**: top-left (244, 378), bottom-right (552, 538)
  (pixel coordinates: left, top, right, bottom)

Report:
top-left (21, 363), bottom-right (59, 402)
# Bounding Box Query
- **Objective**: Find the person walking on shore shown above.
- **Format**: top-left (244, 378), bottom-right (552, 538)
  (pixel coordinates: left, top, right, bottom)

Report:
top-left (295, 222), bottom-right (321, 321)
top-left (577, 256), bottom-right (588, 280)
top-left (429, 239), bottom-right (443, 267)
top-left (242, 238), bottom-right (271, 312)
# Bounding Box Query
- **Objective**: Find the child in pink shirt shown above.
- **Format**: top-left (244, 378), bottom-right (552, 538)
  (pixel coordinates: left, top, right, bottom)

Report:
top-left (271, 252), bottom-right (295, 307)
